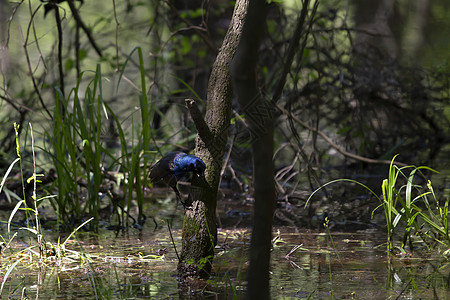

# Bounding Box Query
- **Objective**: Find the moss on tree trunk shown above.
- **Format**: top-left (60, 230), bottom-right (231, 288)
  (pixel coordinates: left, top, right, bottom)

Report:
top-left (177, 0), bottom-right (248, 282)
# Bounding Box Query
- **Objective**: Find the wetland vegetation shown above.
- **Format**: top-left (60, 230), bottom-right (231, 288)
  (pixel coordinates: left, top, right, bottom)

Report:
top-left (1, 0), bottom-right (449, 298)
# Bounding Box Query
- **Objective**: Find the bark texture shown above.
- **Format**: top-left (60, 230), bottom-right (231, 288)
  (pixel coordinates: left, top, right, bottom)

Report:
top-left (178, 0), bottom-right (248, 281)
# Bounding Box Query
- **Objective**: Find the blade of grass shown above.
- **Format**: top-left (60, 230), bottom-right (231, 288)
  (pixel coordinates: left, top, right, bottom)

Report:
top-left (0, 158), bottom-right (20, 195)
top-left (0, 256), bottom-right (27, 297)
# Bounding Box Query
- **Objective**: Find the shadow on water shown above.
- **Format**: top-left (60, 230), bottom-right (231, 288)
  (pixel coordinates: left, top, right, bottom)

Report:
top-left (1, 199), bottom-right (449, 300)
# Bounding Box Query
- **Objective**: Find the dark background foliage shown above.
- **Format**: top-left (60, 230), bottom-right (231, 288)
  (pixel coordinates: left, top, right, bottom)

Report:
top-left (0, 0), bottom-right (449, 226)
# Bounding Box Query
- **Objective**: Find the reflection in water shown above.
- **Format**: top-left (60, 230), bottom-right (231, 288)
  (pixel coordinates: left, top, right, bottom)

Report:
top-left (2, 224), bottom-right (449, 299)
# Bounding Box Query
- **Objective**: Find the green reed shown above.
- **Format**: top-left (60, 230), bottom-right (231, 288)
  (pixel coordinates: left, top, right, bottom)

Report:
top-left (43, 46), bottom-right (159, 228)
top-left (47, 65), bottom-right (105, 228)
top-left (306, 155), bottom-right (448, 255)
top-left (0, 123), bottom-right (93, 299)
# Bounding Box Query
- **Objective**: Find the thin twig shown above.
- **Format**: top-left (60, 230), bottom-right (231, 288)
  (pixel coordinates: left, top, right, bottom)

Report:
top-left (218, 132), bottom-right (234, 188)
top-left (19, 18), bottom-right (52, 119)
top-left (276, 104), bottom-right (408, 167)
top-left (112, 0), bottom-right (120, 70)
top-left (167, 220), bottom-right (181, 262)
top-left (66, 0), bottom-right (103, 57)
top-left (29, 123), bottom-right (43, 255)
top-left (271, 0), bottom-right (318, 104)
top-left (164, 0), bottom-right (217, 53)
top-left (54, 4), bottom-right (65, 99)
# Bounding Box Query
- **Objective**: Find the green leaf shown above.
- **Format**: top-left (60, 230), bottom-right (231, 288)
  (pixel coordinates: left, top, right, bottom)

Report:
top-left (337, 126), bottom-right (351, 135)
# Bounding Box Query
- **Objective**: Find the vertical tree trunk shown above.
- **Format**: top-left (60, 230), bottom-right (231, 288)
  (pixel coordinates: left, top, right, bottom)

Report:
top-left (231, 0), bottom-right (275, 299)
top-left (178, 0), bottom-right (248, 283)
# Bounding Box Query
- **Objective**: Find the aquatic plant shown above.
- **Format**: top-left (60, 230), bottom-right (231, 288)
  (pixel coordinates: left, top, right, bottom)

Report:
top-left (306, 155), bottom-right (449, 255)
top-left (44, 48), bottom-right (157, 229)
top-left (0, 123), bottom-right (94, 298)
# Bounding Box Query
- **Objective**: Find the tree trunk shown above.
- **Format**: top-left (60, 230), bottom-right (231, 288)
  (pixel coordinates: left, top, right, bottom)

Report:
top-left (178, 0), bottom-right (248, 283)
top-left (231, 0), bottom-right (275, 299)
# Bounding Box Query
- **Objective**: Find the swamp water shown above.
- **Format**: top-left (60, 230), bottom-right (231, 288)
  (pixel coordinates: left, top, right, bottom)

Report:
top-left (1, 219), bottom-right (449, 299)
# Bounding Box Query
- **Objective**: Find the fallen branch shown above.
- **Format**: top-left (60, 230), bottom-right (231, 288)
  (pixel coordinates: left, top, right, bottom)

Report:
top-left (276, 104), bottom-right (408, 167)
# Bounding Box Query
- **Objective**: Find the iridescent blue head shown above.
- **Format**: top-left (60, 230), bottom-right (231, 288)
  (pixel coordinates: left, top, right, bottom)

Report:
top-left (172, 152), bottom-right (206, 180)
